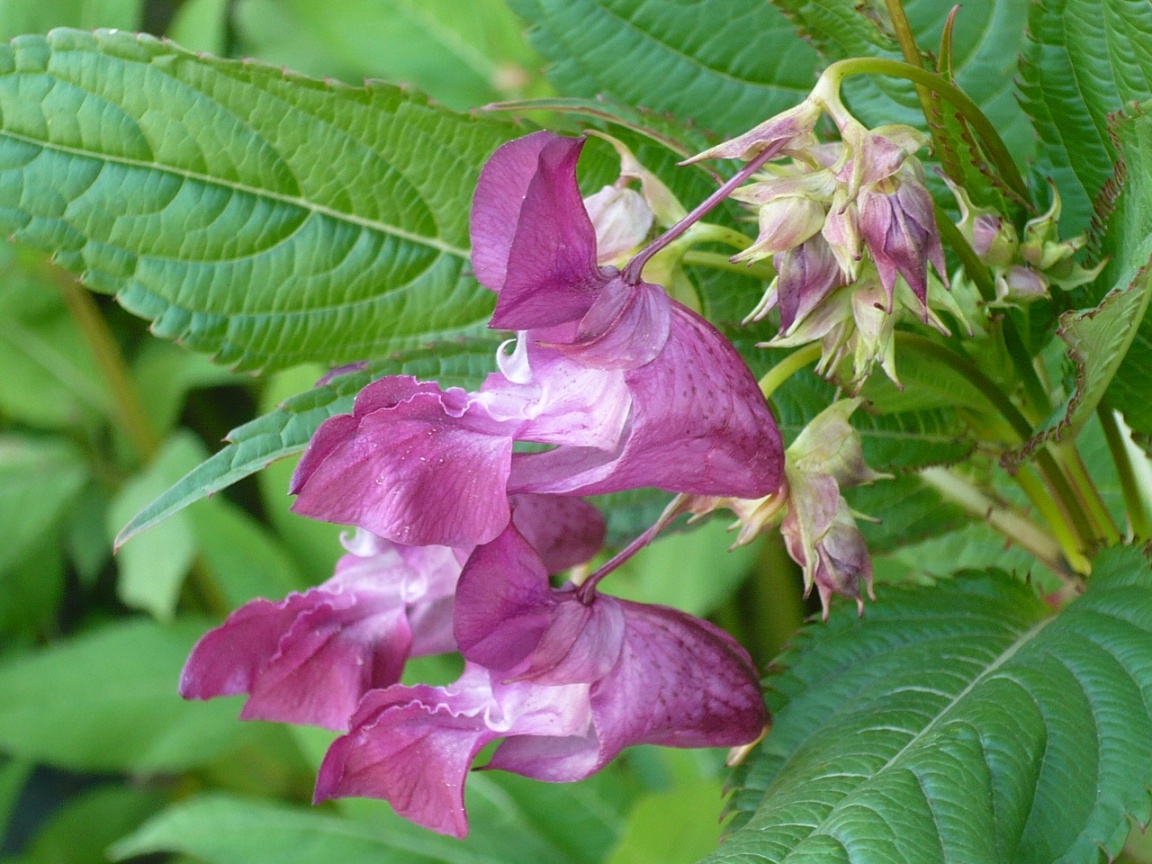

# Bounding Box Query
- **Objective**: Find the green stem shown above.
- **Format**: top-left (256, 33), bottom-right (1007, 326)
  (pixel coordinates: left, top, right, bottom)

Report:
top-left (1013, 466), bottom-right (1091, 576)
top-left (682, 250), bottom-right (775, 280)
top-left (759, 343), bottom-right (822, 399)
top-left (882, 0), bottom-right (938, 139)
top-left (920, 466), bottom-right (1081, 584)
top-left (55, 271), bottom-right (159, 462)
top-left (1057, 442), bottom-right (1122, 543)
top-left (688, 222), bottom-right (755, 251)
top-left (1098, 400), bottom-right (1151, 539)
top-left (935, 206), bottom-right (994, 302)
top-left (897, 333), bottom-right (1093, 548)
top-left (823, 58), bottom-right (1030, 204)
top-left (935, 206), bottom-right (1053, 419)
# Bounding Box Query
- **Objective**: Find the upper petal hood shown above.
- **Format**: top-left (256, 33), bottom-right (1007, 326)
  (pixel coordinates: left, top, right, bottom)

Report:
top-left (471, 131), bottom-right (606, 330)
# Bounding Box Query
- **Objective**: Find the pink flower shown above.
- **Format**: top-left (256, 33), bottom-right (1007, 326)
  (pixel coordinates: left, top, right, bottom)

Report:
top-left (289, 131), bottom-right (783, 547)
top-left (181, 495), bottom-right (605, 731)
top-left (315, 524), bottom-right (767, 836)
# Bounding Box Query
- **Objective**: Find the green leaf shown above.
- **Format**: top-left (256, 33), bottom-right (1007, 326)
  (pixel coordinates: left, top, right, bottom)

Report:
top-left (1104, 105), bottom-right (1152, 443)
top-left (0, 247), bottom-right (110, 429)
top-left (844, 473), bottom-right (971, 555)
top-left (112, 792), bottom-right (564, 864)
top-left (0, 757), bottom-right (32, 841)
top-left (508, 0), bottom-right (821, 138)
top-left (1018, 0), bottom-right (1152, 232)
top-left (1007, 257), bottom-right (1152, 467)
top-left (0, 617), bottom-right (262, 772)
top-left (772, 368), bottom-right (975, 472)
top-left (236, 0), bottom-right (547, 111)
top-left (0, 435), bottom-right (87, 574)
top-left (167, 0), bottom-right (228, 55)
top-left (483, 95), bottom-right (722, 168)
top-left (605, 781), bottom-right (727, 864)
top-left (108, 432), bottom-right (202, 619)
top-left (714, 546), bottom-right (1152, 863)
top-left (115, 338), bottom-right (498, 545)
top-left (0, 29), bottom-right (514, 372)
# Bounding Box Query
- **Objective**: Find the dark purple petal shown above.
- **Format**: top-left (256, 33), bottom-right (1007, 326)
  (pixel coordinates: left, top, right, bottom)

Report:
top-left (456, 527), bottom-right (766, 782)
top-left (590, 600), bottom-right (766, 749)
top-left (556, 278), bottom-right (671, 370)
top-left (180, 590), bottom-right (411, 731)
top-left (508, 303), bottom-right (784, 499)
top-left (315, 665), bottom-right (592, 837)
top-left (858, 180), bottom-right (946, 308)
top-left (290, 376), bottom-right (517, 547)
top-left (453, 525), bottom-right (558, 673)
top-left (454, 525), bottom-right (625, 683)
top-left (775, 237), bottom-right (845, 333)
top-left (471, 131), bottom-right (606, 330)
top-left (509, 494), bottom-right (606, 573)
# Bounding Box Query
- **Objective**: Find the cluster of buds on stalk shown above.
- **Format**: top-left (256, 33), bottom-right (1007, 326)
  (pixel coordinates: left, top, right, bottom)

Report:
top-left (687, 399), bottom-right (888, 618)
top-left (949, 180), bottom-right (1106, 305)
top-left (685, 74), bottom-right (953, 388)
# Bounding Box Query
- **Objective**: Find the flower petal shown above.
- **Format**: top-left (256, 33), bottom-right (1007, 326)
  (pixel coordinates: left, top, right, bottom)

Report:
top-left (509, 303), bottom-right (784, 499)
top-left (509, 494), bottom-right (606, 573)
top-left (454, 525), bottom-right (624, 683)
top-left (556, 278), bottom-right (672, 370)
top-left (471, 131), bottom-right (605, 330)
top-left (180, 589), bottom-right (411, 731)
top-left (290, 376), bottom-right (516, 547)
top-left (315, 665), bottom-right (591, 837)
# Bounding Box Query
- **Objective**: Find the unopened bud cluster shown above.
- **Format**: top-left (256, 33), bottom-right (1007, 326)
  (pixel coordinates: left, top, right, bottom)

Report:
top-left (687, 77), bottom-right (948, 388)
top-left (949, 181), bottom-right (1105, 305)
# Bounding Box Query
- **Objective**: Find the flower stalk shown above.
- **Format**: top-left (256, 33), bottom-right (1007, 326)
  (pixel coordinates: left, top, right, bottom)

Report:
top-left (822, 57), bottom-right (1030, 204)
top-left (919, 466), bottom-right (1081, 585)
top-left (1098, 401), bottom-right (1152, 539)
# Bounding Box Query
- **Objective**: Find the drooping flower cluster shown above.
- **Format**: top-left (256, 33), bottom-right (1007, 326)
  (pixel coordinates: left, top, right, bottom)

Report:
top-left (181, 131), bottom-right (784, 837)
top-left (686, 78), bottom-right (953, 387)
top-left (687, 399), bottom-right (887, 617)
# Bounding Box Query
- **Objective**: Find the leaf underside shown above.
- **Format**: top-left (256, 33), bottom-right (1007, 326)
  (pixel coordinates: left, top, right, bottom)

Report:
top-left (714, 546), bottom-right (1152, 864)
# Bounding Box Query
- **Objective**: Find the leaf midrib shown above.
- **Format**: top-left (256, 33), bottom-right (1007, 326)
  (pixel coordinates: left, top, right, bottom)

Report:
top-left (796, 613), bottom-right (1055, 846)
top-left (0, 127), bottom-right (471, 260)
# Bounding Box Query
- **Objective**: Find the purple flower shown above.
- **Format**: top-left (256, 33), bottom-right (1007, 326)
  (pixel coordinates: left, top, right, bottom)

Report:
top-left (315, 664), bottom-right (592, 838)
top-left (856, 161), bottom-right (947, 310)
top-left (289, 131), bottom-right (783, 546)
top-left (316, 524), bottom-right (766, 837)
top-left (179, 533), bottom-right (464, 730)
top-left (181, 495), bottom-right (605, 731)
top-left (455, 525), bottom-right (767, 778)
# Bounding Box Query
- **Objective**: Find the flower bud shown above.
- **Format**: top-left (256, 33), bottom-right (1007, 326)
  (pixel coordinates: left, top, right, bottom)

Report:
top-left (584, 185), bottom-right (654, 265)
top-left (684, 97), bottom-right (824, 164)
top-left (733, 195), bottom-right (826, 263)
